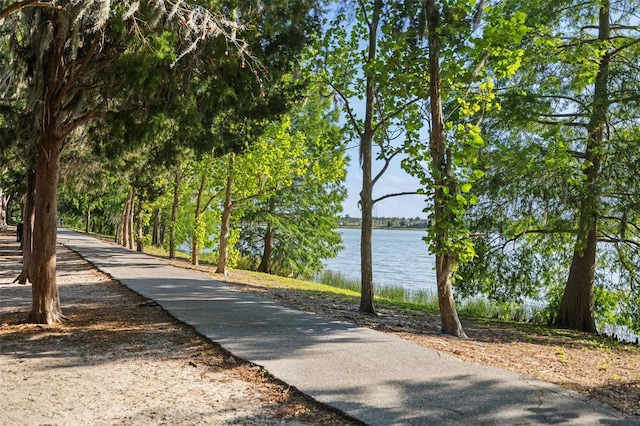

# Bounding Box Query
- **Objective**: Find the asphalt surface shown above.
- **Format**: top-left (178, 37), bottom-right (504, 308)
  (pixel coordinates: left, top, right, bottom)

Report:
top-left (58, 228), bottom-right (639, 425)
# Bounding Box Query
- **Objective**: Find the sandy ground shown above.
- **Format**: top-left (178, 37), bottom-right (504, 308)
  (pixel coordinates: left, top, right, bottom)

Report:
top-left (0, 232), bottom-right (355, 426)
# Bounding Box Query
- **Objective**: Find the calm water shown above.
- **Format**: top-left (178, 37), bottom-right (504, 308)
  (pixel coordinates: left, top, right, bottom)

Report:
top-left (322, 228), bottom-right (437, 293)
top-left (323, 228), bottom-right (638, 342)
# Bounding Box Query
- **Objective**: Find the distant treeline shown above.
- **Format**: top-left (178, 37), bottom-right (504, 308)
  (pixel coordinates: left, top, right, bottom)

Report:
top-left (340, 216), bottom-right (428, 229)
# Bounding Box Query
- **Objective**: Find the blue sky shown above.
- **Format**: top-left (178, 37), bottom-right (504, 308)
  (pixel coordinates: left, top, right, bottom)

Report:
top-left (341, 147), bottom-right (429, 219)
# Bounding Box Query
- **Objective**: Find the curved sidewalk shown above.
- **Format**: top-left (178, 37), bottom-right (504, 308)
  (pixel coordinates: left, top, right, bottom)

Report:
top-left (58, 229), bottom-right (638, 425)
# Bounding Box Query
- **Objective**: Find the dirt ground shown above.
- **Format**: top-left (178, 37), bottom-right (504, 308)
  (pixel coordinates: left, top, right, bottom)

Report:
top-left (0, 231), bottom-right (357, 425)
top-left (2, 229), bottom-right (639, 424)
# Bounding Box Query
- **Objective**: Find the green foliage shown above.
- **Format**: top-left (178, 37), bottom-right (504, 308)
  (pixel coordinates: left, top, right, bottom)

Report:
top-left (400, 0), bottom-right (529, 272)
top-left (461, 0), bottom-right (640, 331)
top-left (236, 90), bottom-right (347, 277)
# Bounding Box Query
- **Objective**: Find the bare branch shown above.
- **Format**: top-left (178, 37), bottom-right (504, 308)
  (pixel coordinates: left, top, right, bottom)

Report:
top-left (56, 31), bottom-right (104, 109)
top-left (58, 111), bottom-right (100, 140)
top-left (609, 37), bottom-right (640, 57)
top-left (201, 189), bottom-right (224, 213)
top-left (539, 112), bottom-right (589, 119)
top-left (324, 78), bottom-right (364, 139)
top-left (372, 96), bottom-right (421, 135)
top-left (567, 149), bottom-right (587, 159)
top-left (502, 228), bottom-right (575, 248)
top-left (0, 0), bottom-right (61, 20)
top-left (373, 191), bottom-right (423, 205)
top-left (582, 24), bottom-right (640, 31)
top-left (599, 236), bottom-right (640, 249)
top-left (536, 94), bottom-right (590, 110)
top-left (372, 147), bottom-right (403, 187)
top-left (357, 0), bottom-right (372, 29)
top-left (535, 119), bottom-right (588, 128)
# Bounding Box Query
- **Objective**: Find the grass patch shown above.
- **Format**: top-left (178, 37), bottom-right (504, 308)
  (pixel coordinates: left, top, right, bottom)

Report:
top-left (142, 244), bottom-right (193, 262)
top-left (315, 271), bottom-right (552, 323)
top-left (317, 271), bottom-right (440, 310)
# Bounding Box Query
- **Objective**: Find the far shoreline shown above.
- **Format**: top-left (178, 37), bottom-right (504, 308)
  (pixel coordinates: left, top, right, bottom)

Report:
top-left (339, 226), bottom-right (427, 231)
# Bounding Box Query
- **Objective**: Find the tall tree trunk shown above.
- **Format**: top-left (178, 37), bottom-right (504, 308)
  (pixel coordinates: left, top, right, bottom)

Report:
top-left (26, 9), bottom-right (70, 323)
top-left (258, 199), bottom-right (275, 273)
top-left (127, 191), bottom-right (135, 249)
top-left (216, 155), bottom-right (235, 275)
top-left (160, 224), bottom-right (166, 246)
top-left (28, 132), bottom-right (64, 324)
top-left (358, 0), bottom-right (382, 315)
top-left (258, 224), bottom-right (273, 273)
top-left (16, 168), bottom-right (35, 284)
top-left (118, 199), bottom-right (126, 245)
top-left (556, 4), bottom-right (609, 333)
top-left (85, 205), bottom-right (91, 234)
top-left (426, 0), bottom-right (466, 338)
top-left (169, 168), bottom-right (181, 259)
top-left (152, 208), bottom-right (161, 247)
top-left (119, 189), bottom-right (134, 249)
top-left (119, 191), bottom-right (128, 246)
top-left (135, 198), bottom-right (143, 252)
top-left (192, 168), bottom-right (208, 266)
top-left (0, 188), bottom-right (8, 228)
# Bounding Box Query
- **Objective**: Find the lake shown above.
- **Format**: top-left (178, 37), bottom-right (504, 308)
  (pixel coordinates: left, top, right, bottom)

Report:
top-left (323, 228), bottom-right (638, 343)
top-left (322, 228), bottom-right (437, 293)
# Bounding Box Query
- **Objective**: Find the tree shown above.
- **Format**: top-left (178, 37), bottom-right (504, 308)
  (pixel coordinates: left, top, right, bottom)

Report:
top-left (461, 0), bottom-right (640, 333)
top-left (555, 0), bottom-right (609, 332)
top-left (213, 117), bottom-right (308, 275)
top-left (187, 153), bottom-right (221, 266)
top-left (0, 81), bottom-right (36, 284)
top-left (423, 0), bottom-right (468, 337)
top-left (391, 0), bottom-right (528, 337)
top-left (2, 1), bottom-right (245, 323)
top-left (317, 1), bottom-right (424, 314)
top-left (238, 90), bottom-right (347, 277)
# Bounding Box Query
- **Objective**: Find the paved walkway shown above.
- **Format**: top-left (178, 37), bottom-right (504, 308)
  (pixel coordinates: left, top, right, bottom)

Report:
top-left (58, 229), bottom-right (638, 425)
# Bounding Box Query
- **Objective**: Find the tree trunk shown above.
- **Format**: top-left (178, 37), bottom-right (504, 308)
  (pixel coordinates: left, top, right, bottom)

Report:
top-left (119, 189), bottom-right (134, 249)
top-left (85, 205), bottom-right (91, 234)
top-left (135, 197), bottom-right (143, 252)
top-left (26, 8), bottom-right (70, 323)
top-left (119, 191), bottom-right (129, 246)
top-left (160, 223), bottom-right (166, 246)
top-left (358, 0), bottom-right (382, 315)
top-left (169, 167), bottom-right (182, 259)
top-left (556, 3), bottom-right (609, 333)
top-left (258, 224), bottom-right (273, 273)
top-left (28, 131), bottom-right (64, 324)
top-left (0, 187), bottom-right (8, 228)
top-left (152, 208), bottom-right (161, 247)
top-left (127, 190), bottom-right (135, 249)
top-left (426, 0), bottom-right (466, 338)
top-left (192, 169), bottom-right (208, 266)
top-left (216, 155), bottom-right (235, 275)
top-left (16, 168), bottom-right (35, 284)
top-left (118, 202), bottom-right (125, 245)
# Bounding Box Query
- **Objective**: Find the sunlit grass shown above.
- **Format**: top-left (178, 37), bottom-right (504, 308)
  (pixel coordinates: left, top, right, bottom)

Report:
top-left (317, 271), bottom-right (440, 310)
top-left (142, 244), bottom-right (192, 262)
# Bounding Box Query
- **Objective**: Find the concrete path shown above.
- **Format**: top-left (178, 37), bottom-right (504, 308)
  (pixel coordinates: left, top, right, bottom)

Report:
top-left (58, 229), bottom-right (638, 425)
